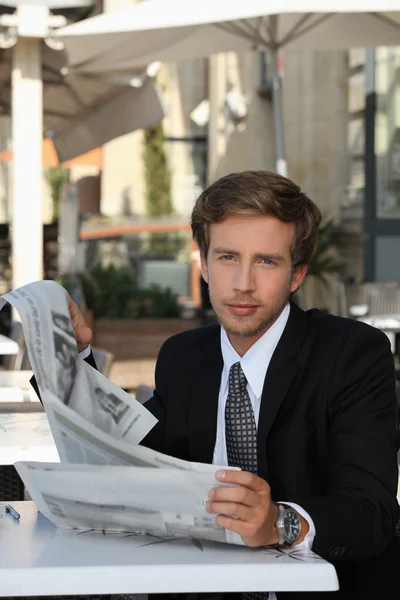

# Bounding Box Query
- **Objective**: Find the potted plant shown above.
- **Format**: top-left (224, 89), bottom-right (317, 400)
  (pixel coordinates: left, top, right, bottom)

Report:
top-left (300, 219), bottom-right (343, 311)
top-left (80, 264), bottom-right (200, 362)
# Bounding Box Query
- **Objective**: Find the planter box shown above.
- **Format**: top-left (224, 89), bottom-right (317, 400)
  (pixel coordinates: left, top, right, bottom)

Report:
top-left (94, 318), bottom-right (202, 360)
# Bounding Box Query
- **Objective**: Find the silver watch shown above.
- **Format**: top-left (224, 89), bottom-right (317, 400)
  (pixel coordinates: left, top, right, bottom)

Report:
top-left (275, 504), bottom-right (301, 546)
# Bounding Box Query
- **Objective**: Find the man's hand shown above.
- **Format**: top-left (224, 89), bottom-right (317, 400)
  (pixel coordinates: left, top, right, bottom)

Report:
top-left (207, 470), bottom-right (309, 547)
top-left (68, 295), bottom-right (92, 352)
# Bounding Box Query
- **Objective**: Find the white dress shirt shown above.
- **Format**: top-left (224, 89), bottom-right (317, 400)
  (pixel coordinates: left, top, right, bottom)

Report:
top-left (212, 304), bottom-right (315, 561)
top-left (79, 345), bottom-right (92, 360)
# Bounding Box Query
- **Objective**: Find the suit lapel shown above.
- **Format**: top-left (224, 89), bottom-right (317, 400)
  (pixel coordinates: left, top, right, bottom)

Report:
top-left (257, 303), bottom-right (310, 481)
top-left (188, 327), bottom-right (223, 464)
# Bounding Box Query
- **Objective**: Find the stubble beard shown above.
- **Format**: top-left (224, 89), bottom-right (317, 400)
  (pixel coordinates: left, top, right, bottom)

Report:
top-left (211, 289), bottom-right (291, 339)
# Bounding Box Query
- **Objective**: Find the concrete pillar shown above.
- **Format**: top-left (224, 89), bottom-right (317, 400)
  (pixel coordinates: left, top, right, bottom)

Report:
top-left (284, 50), bottom-right (349, 221)
top-left (1, 5), bottom-right (66, 290)
top-left (208, 54), bottom-right (227, 184)
top-left (11, 35), bottom-right (43, 288)
top-left (208, 51), bottom-right (275, 181)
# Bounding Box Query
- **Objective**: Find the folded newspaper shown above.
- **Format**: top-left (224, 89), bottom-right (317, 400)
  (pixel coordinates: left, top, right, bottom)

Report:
top-left (0, 280), bottom-right (242, 545)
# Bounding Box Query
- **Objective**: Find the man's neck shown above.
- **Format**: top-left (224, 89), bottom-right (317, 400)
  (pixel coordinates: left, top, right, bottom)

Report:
top-left (228, 332), bottom-right (263, 357)
top-left (226, 304), bottom-right (290, 357)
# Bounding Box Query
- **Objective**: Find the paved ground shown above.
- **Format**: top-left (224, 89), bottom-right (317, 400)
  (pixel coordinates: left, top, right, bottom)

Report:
top-left (110, 358), bottom-right (156, 391)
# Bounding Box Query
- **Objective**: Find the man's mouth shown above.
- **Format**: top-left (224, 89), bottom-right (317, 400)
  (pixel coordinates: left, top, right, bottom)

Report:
top-left (226, 303), bottom-right (259, 316)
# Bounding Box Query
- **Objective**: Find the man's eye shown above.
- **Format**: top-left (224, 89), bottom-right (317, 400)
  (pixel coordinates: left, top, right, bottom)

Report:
top-left (260, 258), bottom-right (274, 265)
top-left (221, 255), bottom-right (235, 261)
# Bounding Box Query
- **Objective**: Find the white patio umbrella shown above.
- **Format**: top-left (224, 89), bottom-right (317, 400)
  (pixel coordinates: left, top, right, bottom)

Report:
top-left (42, 45), bottom-right (164, 162)
top-left (0, 43), bottom-right (164, 162)
top-left (57, 0), bottom-right (400, 175)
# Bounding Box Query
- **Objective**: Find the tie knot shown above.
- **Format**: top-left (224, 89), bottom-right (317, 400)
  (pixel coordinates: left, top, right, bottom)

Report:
top-left (228, 361), bottom-right (247, 396)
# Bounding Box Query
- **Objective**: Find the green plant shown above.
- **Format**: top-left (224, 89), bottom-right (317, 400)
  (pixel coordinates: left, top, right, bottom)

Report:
top-left (80, 264), bottom-right (138, 319)
top-left (143, 122), bottom-right (173, 216)
top-left (44, 166), bottom-right (70, 221)
top-left (306, 219), bottom-right (343, 284)
top-left (80, 264), bottom-right (180, 319)
top-left (135, 284), bottom-right (180, 318)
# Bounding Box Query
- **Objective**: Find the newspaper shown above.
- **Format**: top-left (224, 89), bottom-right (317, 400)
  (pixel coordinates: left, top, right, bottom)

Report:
top-left (2, 280), bottom-right (241, 544)
top-left (0, 281), bottom-right (157, 446)
top-left (15, 461), bottom-right (243, 545)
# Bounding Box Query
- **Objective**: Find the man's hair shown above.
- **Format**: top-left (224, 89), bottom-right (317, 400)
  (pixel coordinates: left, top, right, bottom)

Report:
top-left (191, 170), bottom-right (322, 268)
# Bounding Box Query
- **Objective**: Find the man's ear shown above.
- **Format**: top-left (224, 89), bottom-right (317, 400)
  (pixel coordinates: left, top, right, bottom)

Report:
top-left (200, 253), bottom-right (209, 284)
top-left (290, 264), bottom-right (307, 293)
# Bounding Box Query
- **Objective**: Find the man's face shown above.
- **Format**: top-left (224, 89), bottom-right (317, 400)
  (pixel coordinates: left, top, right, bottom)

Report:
top-left (200, 214), bottom-right (307, 353)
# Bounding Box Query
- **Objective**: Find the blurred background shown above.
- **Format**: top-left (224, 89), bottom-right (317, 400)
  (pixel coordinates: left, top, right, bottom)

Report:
top-left (0, 0), bottom-right (399, 399)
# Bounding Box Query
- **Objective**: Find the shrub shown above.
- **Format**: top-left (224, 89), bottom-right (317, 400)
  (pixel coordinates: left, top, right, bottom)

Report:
top-left (80, 264), bottom-right (180, 319)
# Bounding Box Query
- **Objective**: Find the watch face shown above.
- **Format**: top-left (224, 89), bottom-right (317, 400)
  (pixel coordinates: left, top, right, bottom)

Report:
top-left (284, 510), bottom-right (300, 543)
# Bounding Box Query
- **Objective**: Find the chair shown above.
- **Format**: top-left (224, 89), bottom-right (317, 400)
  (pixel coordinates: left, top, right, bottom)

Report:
top-left (135, 384), bottom-right (153, 404)
top-left (0, 465), bottom-right (24, 501)
top-left (91, 347), bottom-right (114, 377)
top-left (344, 281), bottom-right (400, 317)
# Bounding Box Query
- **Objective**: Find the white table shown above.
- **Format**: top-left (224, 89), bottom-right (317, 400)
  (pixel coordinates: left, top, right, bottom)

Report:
top-left (0, 412), bottom-right (59, 464)
top-left (0, 333), bottom-right (19, 355)
top-left (0, 370), bottom-right (37, 403)
top-left (0, 502), bottom-right (338, 596)
top-left (0, 370), bottom-right (33, 390)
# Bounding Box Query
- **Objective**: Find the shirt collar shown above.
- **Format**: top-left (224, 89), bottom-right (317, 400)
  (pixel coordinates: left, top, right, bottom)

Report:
top-left (220, 304), bottom-right (290, 399)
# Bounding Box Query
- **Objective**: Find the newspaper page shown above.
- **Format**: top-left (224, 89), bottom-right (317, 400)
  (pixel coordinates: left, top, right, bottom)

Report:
top-left (16, 461), bottom-right (244, 545)
top-left (0, 280), bottom-right (157, 447)
top-left (42, 389), bottom-right (237, 473)
top-left (2, 280), bottom-right (241, 544)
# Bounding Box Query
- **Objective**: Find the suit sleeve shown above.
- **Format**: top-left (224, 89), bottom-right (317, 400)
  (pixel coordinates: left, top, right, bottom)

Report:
top-left (299, 326), bottom-right (399, 561)
top-left (139, 339), bottom-right (169, 454)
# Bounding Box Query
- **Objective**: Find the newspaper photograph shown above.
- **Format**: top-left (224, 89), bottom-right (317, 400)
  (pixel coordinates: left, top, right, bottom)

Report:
top-left (15, 461), bottom-right (244, 545)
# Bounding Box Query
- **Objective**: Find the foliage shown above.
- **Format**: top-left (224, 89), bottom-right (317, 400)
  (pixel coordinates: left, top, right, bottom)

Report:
top-left (143, 123), bottom-right (173, 217)
top-left (143, 231), bottom-right (190, 259)
top-left (80, 264), bottom-right (180, 319)
top-left (306, 219), bottom-right (343, 284)
top-left (44, 166), bottom-right (70, 221)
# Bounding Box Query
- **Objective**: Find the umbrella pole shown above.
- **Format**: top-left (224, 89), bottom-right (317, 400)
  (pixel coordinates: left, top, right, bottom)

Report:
top-left (270, 48), bottom-right (288, 177)
top-left (11, 34), bottom-right (43, 291)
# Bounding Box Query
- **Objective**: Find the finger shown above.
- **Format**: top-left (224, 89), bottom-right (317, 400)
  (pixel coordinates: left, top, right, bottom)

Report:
top-left (209, 485), bottom-right (258, 508)
top-left (206, 501), bottom-right (253, 521)
top-left (216, 470), bottom-right (270, 494)
top-left (68, 296), bottom-right (80, 319)
top-left (69, 297), bottom-right (89, 331)
top-left (215, 514), bottom-right (260, 544)
top-left (76, 327), bottom-right (92, 343)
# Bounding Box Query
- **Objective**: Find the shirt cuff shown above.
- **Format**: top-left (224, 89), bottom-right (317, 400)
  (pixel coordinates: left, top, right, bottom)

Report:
top-left (79, 344), bottom-right (91, 360)
top-left (277, 501), bottom-right (316, 550)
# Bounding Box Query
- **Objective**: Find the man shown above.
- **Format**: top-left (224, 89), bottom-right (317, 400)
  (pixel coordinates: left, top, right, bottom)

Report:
top-left (70, 171), bottom-right (399, 599)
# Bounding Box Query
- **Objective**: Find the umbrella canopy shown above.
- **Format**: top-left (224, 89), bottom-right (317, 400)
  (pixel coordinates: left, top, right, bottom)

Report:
top-left (57, 0), bottom-right (400, 174)
top-left (58, 0), bottom-right (400, 72)
top-left (0, 41), bottom-right (164, 162)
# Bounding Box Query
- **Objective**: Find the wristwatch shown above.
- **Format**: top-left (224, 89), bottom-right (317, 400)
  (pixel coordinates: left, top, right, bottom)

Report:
top-left (275, 504), bottom-right (301, 546)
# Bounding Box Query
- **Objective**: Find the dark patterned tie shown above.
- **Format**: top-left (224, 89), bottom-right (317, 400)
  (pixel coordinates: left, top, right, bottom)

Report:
top-left (225, 361), bottom-right (258, 473)
top-left (225, 362), bottom-right (270, 600)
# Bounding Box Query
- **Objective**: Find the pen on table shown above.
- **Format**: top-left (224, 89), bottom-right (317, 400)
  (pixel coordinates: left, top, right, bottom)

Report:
top-left (5, 504), bottom-right (20, 520)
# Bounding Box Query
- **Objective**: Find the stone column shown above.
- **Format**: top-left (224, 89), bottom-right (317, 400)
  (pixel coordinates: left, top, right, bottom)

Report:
top-left (11, 34), bottom-right (43, 288)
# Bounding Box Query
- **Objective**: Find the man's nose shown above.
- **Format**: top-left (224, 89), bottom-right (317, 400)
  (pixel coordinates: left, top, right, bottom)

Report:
top-left (233, 263), bottom-right (255, 293)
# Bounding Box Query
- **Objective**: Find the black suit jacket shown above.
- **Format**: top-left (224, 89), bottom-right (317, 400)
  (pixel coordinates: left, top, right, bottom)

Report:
top-left (140, 303), bottom-right (400, 600)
